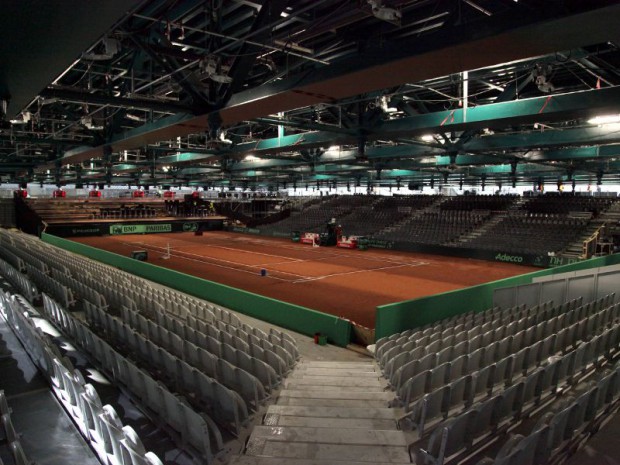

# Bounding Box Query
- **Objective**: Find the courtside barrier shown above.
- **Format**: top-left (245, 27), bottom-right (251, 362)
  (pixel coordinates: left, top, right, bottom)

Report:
top-left (42, 233), bottom-right (352, 347)
top-left (376, 253), bottom-right (620, 340)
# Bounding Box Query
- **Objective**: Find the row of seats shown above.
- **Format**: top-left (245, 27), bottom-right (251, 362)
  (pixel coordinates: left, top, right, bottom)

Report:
top-left (376, 305), bottom-right (503, 358)
top-left (1, 240), bottom-right (48, 274)
top-left (461, 215), bottom-right (588, 255)
top-left (97, 206), bottom-right (160, 219)
top-left (85, 301), bottom-right (263, 415)
top-left (0, 248), bottom-right (25, 274)
top-left (523, 193), bottom-right (616, 215)
top-left (0, 258), bottom-right (38, 303)
top-left (258, 194), bottom-right (619, 256)
top-left (50, 357), bottom-right (164, 465)
top-left (42, 294), bottom-right (224, 460)
top-left (440, 195), bottom-right (517, 212)
top-left (0, 390), bottom-right (32, 465)
top-left (24, 263), bottom-right (75, 308)
top-left (376, 210), bottom-right (489, 246)
top-left (0, 229), bottom-right (298, 368)
top-left (0, 291), bottom-right (164, 465)
top-left (398, 300), bottom-right (619, 416)
top-left (51, 267), bottom-right (107, 309)
top-left (377, 298), bottom-right (580, 360)
top-left (378, 297), bottom-right (593, 363)
top-left (389, 298), bottom-right (604, 388)
top-left (475, 366), bottom-right (620, 465)
top-left (0, 230), bottom-right (141, 289)
top-left (405, 319), bottom-right (620, 439)
top-left (395, 298), bottom-right (618, 404)
top-left (419, 338), bottom-right (620, 465)
top-left (122, 305), bottom-right (285, 384)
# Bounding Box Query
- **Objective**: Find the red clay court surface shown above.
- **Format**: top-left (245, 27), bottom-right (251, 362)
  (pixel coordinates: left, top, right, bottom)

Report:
top-left (72, 231), bottom-right (539, 328)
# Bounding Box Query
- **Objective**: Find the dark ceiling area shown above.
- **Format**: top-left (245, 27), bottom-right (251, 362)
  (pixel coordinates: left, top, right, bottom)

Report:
top-left (2, 0), bottom-right (620, 191)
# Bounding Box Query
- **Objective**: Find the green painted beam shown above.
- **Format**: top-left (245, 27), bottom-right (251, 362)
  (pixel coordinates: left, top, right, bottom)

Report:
top-left (526, 145), bottom-right (620, 162)
top-left (150, 87), bottom-right (620, 169)
top-left (52, 4), bottom-right (620, 170)
top-left (377, 86), bottom-right (620, 137)
top-left (463, 126), bottom-right (620, 153)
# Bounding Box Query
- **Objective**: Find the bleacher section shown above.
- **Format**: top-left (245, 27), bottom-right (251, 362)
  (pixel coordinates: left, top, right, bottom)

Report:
top-left (0, 291), bottom-right (164, 465)
top-left (462, 213), bottom-right (588, 255)
top-left (259, 193), bottom-right (619, 259)
top-left (375, 269), bottom-right (620, 465)
top-left (375, 210), bottom-right (491, 245)
top-left (524, 193), bottom-right (616, 216)
top-left (339, 195), bottom-right (440, 237)
top-left (260, 195), bottom-right (375, 235)
top-left (0, 227), bottom-right (299, 465)
top-left (24, 198), bottom-right (168, 223)
top-left (2, 224), bottom-right (619, 464)
top-left (456, 193), bottom-right (618, 255)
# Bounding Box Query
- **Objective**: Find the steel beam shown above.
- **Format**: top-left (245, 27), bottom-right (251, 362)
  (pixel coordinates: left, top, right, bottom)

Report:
top-left (463, 126), bottom-right (620, 153)
top-left (52, 4), bottom-right (620, 167)
top-left (40, 87), bottom-right (193, 115)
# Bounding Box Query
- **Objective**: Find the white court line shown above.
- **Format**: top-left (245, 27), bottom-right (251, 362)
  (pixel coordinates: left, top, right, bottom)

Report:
top-left (216, 234), bottom-right (430, 267)
top-left (129, 235), bottom-right (308, 263)
top-left (121, 241), bottom-right (307, 280)
top-left (255, 259), bottom-right (305, 266)
top-left (204, 243), bottom-right (305, 262)
top-left (291, 262), bottom-right (427, 283)
top-left (120, 235), bottom-right (429, 283)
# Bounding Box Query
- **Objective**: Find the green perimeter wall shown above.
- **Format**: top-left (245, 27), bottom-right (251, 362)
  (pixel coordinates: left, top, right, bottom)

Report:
top-left (375, 253), bottom-right (620, 341)
top-left (42, 233), bottom-right (352, 347)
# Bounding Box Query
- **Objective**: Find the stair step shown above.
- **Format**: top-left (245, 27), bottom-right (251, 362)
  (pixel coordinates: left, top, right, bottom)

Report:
top-left (285, 376), bottom-right (386, 387)
top-left (230, 456), bottom-right (413, 465)
top-left (298, 362), bottom-right (376, 369)
top-left (246, 441), bottom-right (411, 463)
top-left (278, 390), bottom-right (392, 401)
top-left (283, 383), bottom-right (386, 392)
top-left (290, 369), bottom-right (380, 378)
top-left (267, 405), bottom-right (399, 420)
top-left (263, 414), bottom-right (397, 429)
top-left (249, 425), bottom-right (407, 446)
top-left (276, 397), bottom-right (389, 408)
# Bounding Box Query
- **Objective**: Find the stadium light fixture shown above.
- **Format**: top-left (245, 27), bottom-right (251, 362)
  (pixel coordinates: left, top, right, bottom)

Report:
top-left (420, 134), bottom-right (434, 142)
top-left (588, 114), bottom-right (620, 125)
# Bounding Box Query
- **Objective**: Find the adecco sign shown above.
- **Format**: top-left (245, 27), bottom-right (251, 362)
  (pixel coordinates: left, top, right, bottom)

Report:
top-left (495, 253), bottom-right (524, 263)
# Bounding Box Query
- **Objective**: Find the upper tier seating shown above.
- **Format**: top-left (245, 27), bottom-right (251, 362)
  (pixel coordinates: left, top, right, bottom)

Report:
top-left (259, 193), bottom-right (619, 256)
top-left (524, 192), bottom-right (616, 216)
top-left (375, 210), bottom-right (491, 245)
top-left (463, 214), bottom-right (588, 255)
top-left (24, 198), bottom-right (168, 223)
top-left (439, 195), bottom-right (517, 212)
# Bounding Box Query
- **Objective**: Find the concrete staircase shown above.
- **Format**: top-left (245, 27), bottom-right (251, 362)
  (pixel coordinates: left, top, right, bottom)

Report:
top-left (451, 212), bottom-right (507, 245)
top-left (378, 196), bottom-right (448, 236)
top-left (562, 202), bottom-right (620, 258)
top-left (232, 361), bottom-right (413, 464)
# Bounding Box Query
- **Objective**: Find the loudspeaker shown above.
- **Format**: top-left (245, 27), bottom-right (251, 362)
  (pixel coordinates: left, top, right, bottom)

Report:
top-left (131, 250), bottom-right (148, 261)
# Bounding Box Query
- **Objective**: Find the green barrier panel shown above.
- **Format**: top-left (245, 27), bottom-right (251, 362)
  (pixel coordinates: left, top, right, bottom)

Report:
top-left (42, 233), bottom-right (352, 347)
top-left (375, 253), bottom-right (620, 340)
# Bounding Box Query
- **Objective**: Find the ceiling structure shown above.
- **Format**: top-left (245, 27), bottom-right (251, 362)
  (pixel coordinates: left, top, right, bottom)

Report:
top-left (2, 0), bottom-right (620, 191)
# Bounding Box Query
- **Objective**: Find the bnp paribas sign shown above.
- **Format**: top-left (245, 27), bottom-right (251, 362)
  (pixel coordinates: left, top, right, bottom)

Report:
top-left (110, 224), bottom-right (172, 235)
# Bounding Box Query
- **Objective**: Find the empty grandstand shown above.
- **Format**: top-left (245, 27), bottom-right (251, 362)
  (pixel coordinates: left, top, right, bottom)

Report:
top-left (2, 2), bottom-right (620, 465)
